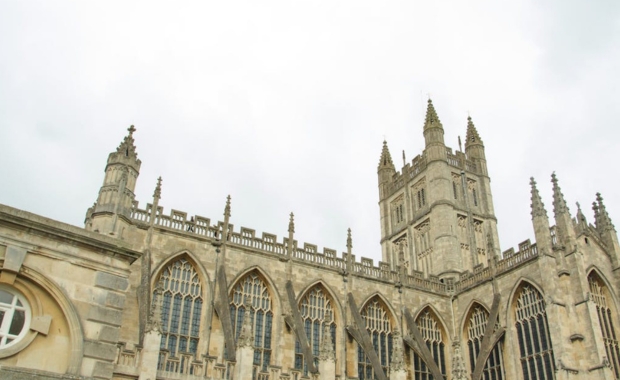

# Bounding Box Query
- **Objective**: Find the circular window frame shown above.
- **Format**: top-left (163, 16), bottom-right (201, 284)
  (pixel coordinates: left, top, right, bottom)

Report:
top-left (0, 284), bottom-right (32, 353)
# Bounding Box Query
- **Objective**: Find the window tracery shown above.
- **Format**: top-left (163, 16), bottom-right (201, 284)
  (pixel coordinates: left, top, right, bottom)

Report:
top-left (294, 285), bottom-right (336, 374)
top-left (230, 271), bottom-right (273, 372)
top-left (0, 287), bottom-right (30, 349)
top-left (589, 274), bottom-right (620, 379)
top-left (514, 285), bottom-right (555, 380)
top-left (358, 298), bottom-right (393, 379)
top-left (466, 306), bottom-right (504, 380)
top-left (414, 309), bottom-right (446, 379)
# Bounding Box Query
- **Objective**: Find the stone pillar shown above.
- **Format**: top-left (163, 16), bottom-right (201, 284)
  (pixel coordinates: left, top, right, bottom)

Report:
top-left (318, 319), bottom-right (336, 380)
top-left (235, 301), bottom-right (255, 380)
top-left (139, 283), bottom-right (163, 380)
top-left (388, 329), bottom-right (406, 380)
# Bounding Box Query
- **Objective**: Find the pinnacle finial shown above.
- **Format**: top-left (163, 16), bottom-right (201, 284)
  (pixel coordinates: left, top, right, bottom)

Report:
top-left (424, 98), bottom-right (443, 130)
top-left (116, 125), bottom-right (138, 158)
top-left (576, 202), bottom-right (588, 226)
top-left (595, 192), bottom-right (615, 231)
top-left (551, 172), bottom-right (569, 216)
top-left (347, 228), bottom-right (352, 250)
top-left (153, 176), bottom-right (162, 199)
top-left (530, 177), bottom-right (548, 219)
top-left (378, 140), bottom-right (395, 170)
top-left (224, 195), bottom-right (231, 218)
top-left (288, 212), bottom-right (295, 234)
top-left (465, 115), bottom-right (483, 146)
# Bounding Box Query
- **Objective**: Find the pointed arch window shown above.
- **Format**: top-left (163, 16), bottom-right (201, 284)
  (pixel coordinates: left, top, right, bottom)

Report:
top-left (358, 298), bottom-right (393, 379)
top-left (158, 258), bottom-right (203, 358)
top-left (294, 285), bottom-right (336, 375)
top-left (514, 285), bottom-right (555, 380)
top-left (230, 272), bottom-right (273, 372)
top-left (467, 306), bottom-right (505, 380)
top-left (413, 309), bottom-right (446, 379)
top-left (589, 274), bottom-right (620, 379)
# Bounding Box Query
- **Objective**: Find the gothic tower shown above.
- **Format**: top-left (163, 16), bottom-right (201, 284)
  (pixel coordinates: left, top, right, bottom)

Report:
top-left (85, 126), bottom-right (142, 237)
top-left (377, 100), bottom-right (500, 281)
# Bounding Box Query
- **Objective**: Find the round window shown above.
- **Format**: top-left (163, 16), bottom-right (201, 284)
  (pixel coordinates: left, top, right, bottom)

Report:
top-left (0, 287), bottom-right (30, 348)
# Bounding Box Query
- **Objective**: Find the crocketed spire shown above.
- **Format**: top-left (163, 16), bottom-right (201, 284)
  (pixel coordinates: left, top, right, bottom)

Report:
top-left (596, 193), bottom-right (615, 232)
top-left (116, 125), bottom-right (138, 159)
top-left (153, 176), bottom-right (162, 200)
top-left (551, 172), bottom-right (569, 216)
top-left (530, 177), bottom-right (548, 219)
top-left (465, 116), bottom-right (483, 146)
top-left (423, 99), bottom-right (443, 130)
top-left (378, 140), bottom-right (395, 170)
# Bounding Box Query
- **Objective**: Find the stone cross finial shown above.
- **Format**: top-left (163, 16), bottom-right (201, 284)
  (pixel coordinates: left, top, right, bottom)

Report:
top-left (389, 328), bottom-right (406, 372)
top-left (153, 176), bottom-right (162, 200)
top-left (318, 318), bottom-right (335, 362)
top-left (128, 125), bottom-right (136, 134)
top-left (116, 126), bottom-right (138, 158)
top-left (288, 212), bottom-right (295, 234)
top-left (530, 177), bottom-right (548, 219)
top-left (237, 299), bottom-right (254, 348)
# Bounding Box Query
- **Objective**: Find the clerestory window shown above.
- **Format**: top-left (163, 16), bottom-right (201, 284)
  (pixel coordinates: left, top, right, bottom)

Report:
top-left (358, 298), bottom-right (393, 379)
top-left (158, 258), bottom-right (203, 362)
top-left (294, 285), bottom-right (336, 375)
top-left (514, 285), bottom-right (555, 380)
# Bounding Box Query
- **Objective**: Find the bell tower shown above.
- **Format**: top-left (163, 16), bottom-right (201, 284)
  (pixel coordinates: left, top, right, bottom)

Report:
top-left (85, 126), bottom-right (142, 236)
top-left (377, 100), bottom-right (500, 281)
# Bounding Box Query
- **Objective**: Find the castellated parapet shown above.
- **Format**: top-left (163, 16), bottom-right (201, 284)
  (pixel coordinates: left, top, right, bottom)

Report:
top-left (2, 100), bottom-right (620, 380)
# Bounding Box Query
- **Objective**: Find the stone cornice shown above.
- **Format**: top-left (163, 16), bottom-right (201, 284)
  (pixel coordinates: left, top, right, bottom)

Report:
top-left (0, 204), bottom-right (141, 264)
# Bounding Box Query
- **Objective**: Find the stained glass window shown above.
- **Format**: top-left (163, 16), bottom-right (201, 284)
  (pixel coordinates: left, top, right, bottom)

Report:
top-left (515, 285), bottom-right (555, 380)
top-left (358, 298), bottom-right (393, 379)
top-left (413, 309), bottom-right (446, 380)
top-left (294, 285), bottom-right (336, 374)
top-left (589, 274), bottom-right (620, 379)
top-left (230, 272), bottom-right (273, 372)
top-left (158, 258), bottom-right (203, 361)
top-left (467, 306), bottom-right (505, 380)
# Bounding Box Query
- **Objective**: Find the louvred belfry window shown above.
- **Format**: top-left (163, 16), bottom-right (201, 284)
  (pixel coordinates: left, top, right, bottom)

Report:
top-left (413, 309), bottom-right (446, 379)
top-left (158, 258), bottom-right (203, 358)
top-left (294, 285), bottom-right (336, 375)
top-left (589, 274), bottom-right (620, 379)
top-left (358, 298), bottom-right (393, 379)
top-left (230, 272), bottom-right (273, 372)
top-left (467, 306), bottom-right (505, 380)
top-left (514, 285), bottom-right (555, 380)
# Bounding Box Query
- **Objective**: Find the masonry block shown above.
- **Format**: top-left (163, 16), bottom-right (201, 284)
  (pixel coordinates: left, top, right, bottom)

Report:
top-left (83, 339), bottom-right (117, 361)
top-left (95, 272), bottom-right (129, 292)
top-left (87, 305), bottom-right (122, 326)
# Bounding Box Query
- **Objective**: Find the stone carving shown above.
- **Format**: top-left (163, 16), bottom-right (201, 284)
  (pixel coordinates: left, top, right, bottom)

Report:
top-left (451, 341), bottom-right (468, 380)
top-left (389, 329), bottom-right (406, 372)
top-left (237, 299), bottom-right (254, 348)
top-left (146, 281), bottom-right (163, 333)
top-left (318, 316), bottom-right (335, 362)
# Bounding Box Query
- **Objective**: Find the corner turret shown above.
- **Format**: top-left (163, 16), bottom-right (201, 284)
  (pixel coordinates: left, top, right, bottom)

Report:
top-left (422, 99), bottom-right (446, 162)
top-left (464, 116), bottom-right (488, 175)
top-left (593, 193), bottom-right (620, 268)
top-left (86, 126), bottom-right (142, 236)
top-left (530, 177), bottom-right (552, 255)
top-left (551, 172), bottom-right (576, 249)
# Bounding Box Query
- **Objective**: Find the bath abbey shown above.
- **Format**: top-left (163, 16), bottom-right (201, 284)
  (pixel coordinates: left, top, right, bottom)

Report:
top-left (1, 99), bottom-right (620, 380)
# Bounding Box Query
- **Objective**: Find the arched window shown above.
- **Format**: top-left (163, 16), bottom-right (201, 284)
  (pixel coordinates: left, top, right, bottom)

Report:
top-left (514, 285), bottom-right (555, 380)
top-left (230, 271), bottom-right (273, 372)
top-left (358, 297), bottom-right (393, 379)
top-left (0, 286), bottom-right (30, 349)
top-left (466, 305), bottom-right (505, 380)
top-left (158, 258), bottom-right (204, 357)
top-left (294, 285), bottom-right (336, 374)
top-left (589, 273), bottom-right (620, 378)
top-left (414, 309), bottom-right (446, 379)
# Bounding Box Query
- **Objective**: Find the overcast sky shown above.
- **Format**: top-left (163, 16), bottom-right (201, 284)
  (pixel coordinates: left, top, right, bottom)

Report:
top-left (1, 1), bottom-right (619, 265)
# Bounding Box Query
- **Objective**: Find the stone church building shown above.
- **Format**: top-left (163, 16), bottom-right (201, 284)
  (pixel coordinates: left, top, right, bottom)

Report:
top-left (1, 100), bottom-right (619, 380)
